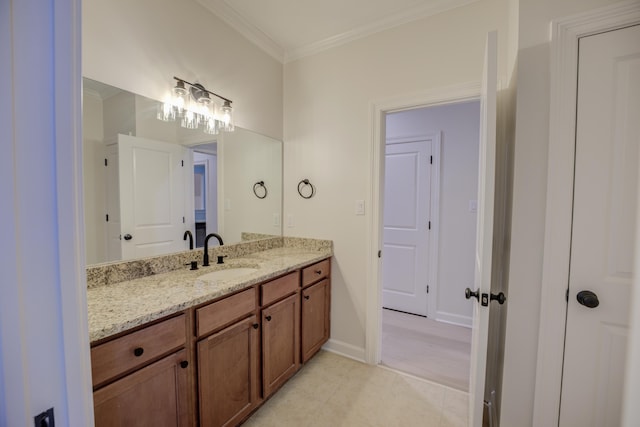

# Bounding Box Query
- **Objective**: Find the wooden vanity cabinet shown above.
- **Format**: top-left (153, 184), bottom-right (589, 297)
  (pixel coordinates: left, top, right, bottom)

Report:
top-left (261, 272), bottom-right (300, 398)
top-left (301, 260), bottom-right (331, 363)
top-left (91, 258), bottom-right (331, 427)
top-left (91, 314), bottom-right (191, 427)
top-left (196, 288), bottom-right (260, 427)
top-left (93, 349), bottom-right (191, 427)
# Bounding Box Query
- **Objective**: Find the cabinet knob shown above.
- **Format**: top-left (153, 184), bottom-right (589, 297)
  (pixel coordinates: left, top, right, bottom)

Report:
top-left (304, 295), bottom-right (310, 300)
top-left (180, 360), bottom-right (189, 369)
top-left (265, 315), bottom-right (272, 322)
top-left (253, 323), bottom-right (259, 329)
top-left (315, 270), bottom-right (322, 275)
top-left (133, 347), bottom-right (144, 357)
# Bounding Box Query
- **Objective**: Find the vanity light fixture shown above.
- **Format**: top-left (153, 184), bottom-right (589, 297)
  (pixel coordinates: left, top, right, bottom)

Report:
top-left (157, 76), bottom-right (234, 134)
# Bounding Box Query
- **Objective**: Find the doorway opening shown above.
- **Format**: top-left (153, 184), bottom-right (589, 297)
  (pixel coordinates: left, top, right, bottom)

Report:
top-left (192, 142), bottom-right (218, 248)
top-left (380, 100), bottom-right (480, 391)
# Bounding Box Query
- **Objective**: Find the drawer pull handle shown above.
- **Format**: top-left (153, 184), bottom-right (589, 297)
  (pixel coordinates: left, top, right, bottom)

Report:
top-left (315, 270), bottom-right (322, 275)
top-left (265, 315), bottom-right (272, 322)
top-left (253, 323), bottom-right (259, 329)
top-left (133, 347), bottom-right (144, 357)
top-left (304, 295), bottom-right (310, 300)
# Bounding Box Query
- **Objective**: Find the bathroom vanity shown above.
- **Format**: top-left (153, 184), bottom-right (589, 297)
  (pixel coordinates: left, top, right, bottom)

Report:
top-left (87, 238), bottom-right (332, 427)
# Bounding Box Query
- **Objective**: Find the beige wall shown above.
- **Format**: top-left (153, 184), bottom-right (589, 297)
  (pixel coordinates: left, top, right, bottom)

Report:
top-left (83, 0), bottom-right (283, 140)
top-left (501, 0), bottom-right (625, 425)
top-left (283, 0), bottom-right (510, 357)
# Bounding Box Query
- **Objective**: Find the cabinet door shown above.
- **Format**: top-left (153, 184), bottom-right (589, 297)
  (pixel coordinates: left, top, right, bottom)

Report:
top-left (93, 349), bottom-right (190, 427)
top-left (262, 293), bottom-right (300, 397)
top-left (301, 279), bottom-right (330, 363)
top-left (198, 315), bottom-right (260, 427)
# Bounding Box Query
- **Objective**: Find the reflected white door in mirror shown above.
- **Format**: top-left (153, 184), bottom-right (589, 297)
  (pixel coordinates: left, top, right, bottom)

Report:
top-left (82, 77), bottom-right (283, 266)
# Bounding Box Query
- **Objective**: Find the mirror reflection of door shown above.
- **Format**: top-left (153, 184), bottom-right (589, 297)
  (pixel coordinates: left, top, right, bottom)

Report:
top-left (193, 144), bottom-right (218, 248)
top-left (117, 134), bottom-right (188, 260)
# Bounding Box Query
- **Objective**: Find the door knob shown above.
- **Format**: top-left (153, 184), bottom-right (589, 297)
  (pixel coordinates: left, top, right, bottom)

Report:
top-left (490, 292), bottom-right (506, 304)
top-left (465, 288), bottom-right (479, 301)
top-left (123, 234), bottom-right (133, 241)
top-left (577, 290), bottom-right (599, 308)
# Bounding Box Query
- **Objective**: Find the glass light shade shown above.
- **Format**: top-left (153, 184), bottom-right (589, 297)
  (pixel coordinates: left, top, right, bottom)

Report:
top-left (156, 101), bottom-right (176, 122)
top-left (172, 81), bottom-right (188, 114)
top-left (181, 109), bottom-right (199, 129)
top-left (221, 101), bottom-right (234, 132)
top-left (203, 116), bottom-right (218, 135)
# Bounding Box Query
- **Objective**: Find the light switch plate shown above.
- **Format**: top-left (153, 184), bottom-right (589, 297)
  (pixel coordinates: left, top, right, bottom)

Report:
top-left (273, 213), bottom-right (280, 226)
top-left (469, 200), bottom-right (477, 213)
top-left (355, 200), bottom-right (365, 215)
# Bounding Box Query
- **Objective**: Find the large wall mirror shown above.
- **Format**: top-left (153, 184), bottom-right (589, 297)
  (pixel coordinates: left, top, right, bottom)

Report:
top-left (83, 78), bottom-right (282, 265)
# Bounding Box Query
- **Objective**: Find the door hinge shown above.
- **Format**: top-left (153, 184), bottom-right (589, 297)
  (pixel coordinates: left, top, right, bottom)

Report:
top-left (378, 250), bottom-right (382, 258)
top-left (426, 285), bottom-right (430, 294)
top-left (182, 216), bottom-right (185, 223)
top-left (105, 214), bottom-right (109, 222)
top-left (566, 287), bottom-right (569, 302)
top-left (104, 158), bottom-right (108, 166)
top-left (428, 221), bottom-right (431, 230)
top-left (430, 155), bottom-right (433, 164)
top-left (181, 160), bottom-right (184, 167)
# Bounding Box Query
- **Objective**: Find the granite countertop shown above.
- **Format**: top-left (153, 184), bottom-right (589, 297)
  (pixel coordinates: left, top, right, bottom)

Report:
top-left (87, 247), bottom-right (332, 343)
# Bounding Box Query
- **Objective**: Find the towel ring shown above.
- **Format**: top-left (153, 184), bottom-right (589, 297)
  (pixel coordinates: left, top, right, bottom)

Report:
top-left (253, 181), bottom-right (267, 199)
top-left (297, 179), bottom-right (315, 199)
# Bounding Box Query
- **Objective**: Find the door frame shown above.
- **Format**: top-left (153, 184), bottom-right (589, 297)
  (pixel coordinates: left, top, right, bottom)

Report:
top-left (383, 133), bottom-right (441, 319)
top-left (533, 3), bottom-right (640, 425)
top-left (366, 82), bottom-right (480, 364)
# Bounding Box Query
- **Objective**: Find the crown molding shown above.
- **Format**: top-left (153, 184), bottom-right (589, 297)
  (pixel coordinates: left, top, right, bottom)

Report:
top-left (284, 0), bottom-right (479, 62)
top-left (196, 0), bottom-right (285, 63)
top-left (198, 0), bottom-right (479, 64)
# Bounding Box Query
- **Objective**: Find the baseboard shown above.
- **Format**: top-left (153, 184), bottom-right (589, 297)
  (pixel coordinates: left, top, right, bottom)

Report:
top-left (435, 311), bottom-right (472, 328)
top-left (322, 338), bottom-right (366, 362)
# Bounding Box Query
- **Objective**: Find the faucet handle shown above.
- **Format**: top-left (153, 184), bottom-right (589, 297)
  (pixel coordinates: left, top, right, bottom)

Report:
top-left (216, 255), bottom-right (227, 264)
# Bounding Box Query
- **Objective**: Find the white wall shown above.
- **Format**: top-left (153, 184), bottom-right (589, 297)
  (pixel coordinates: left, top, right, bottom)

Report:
top-left (1, 0), bottom-right (93, 425)
top-left (386, 101), bottom-right (480, 326)
top-left (500, 0), bottom-right (626, 425)
top-left (83, 91), bottom-right (106, 264)
top-left (83, 0), bottom-right (283, 140)
top-left (220, 129), bottom-right (283, 242)
top-left (283, 0), bottom-right (510, 358)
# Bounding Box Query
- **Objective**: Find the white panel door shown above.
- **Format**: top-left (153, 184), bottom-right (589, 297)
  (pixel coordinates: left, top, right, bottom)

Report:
top-left (118, 134), bottom-right (187, 260)
top-left (560, 24), bottom-right (640, 427)
top-left (468, 31), bottom-right (497, 427)
top-left (382, 138), bottom-right (432, 316)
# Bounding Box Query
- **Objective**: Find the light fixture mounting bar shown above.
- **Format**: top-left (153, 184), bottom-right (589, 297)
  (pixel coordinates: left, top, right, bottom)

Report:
top-left (173, 76), bottom-right (232, 104)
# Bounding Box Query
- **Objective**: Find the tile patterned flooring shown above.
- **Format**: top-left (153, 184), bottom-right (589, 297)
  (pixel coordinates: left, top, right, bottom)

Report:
top-left (243, 351), bottom-right (468, 427)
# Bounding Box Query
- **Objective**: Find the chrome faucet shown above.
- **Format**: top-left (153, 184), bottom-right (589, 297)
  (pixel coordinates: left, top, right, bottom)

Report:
top-left (183, 230), bottom-right (194, 250)
top-left (203, 233), bottom-right (224, 266)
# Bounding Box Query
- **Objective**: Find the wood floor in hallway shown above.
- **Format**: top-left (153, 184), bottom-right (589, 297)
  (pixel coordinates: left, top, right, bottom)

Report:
top-left (381, 308), bottom-right (472, 391)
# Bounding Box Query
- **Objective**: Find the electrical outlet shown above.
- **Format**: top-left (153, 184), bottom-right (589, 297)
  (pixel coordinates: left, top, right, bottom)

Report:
top-left (273, 213), bottom-right (280, 226)
top-left (469, 199), bottom-right (477, 213)
top-left (287, 214), bottom-right (295, 228)
top-left (34, 408), bottom-right (54, 427)
top-left (355, 200), bottom-right (365, 215)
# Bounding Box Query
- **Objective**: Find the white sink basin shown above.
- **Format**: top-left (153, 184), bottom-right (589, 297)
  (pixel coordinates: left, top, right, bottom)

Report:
top-left (197, 267), bottom-right (258, 281)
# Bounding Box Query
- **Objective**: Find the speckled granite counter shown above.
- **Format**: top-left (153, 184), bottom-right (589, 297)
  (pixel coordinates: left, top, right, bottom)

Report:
top-left (87, 244), bottom-right (332, 343)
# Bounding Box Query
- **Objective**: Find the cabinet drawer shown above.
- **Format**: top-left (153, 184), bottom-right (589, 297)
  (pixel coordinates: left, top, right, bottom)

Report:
top-left (301, 259), bottom-right (330, 288)
top-left (261, 271), bottom-right (300, 306)
top-left (197, 288), bottom-right (256, 337)
top-left (91, 314), bottom-right (186, 388)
